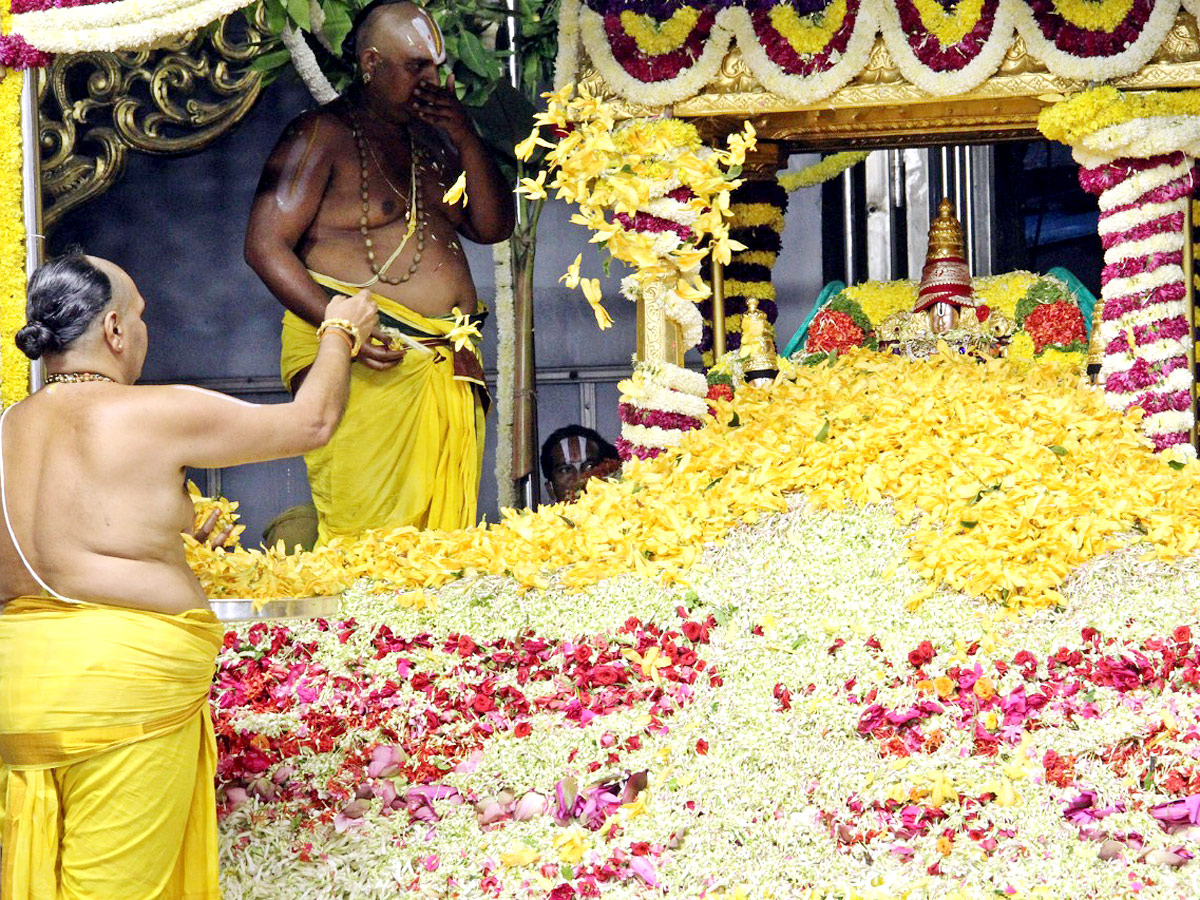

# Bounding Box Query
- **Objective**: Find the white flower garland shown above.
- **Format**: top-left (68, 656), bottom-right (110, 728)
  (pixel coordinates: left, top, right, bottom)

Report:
top-left (13, 0), bottom-right (252, 51)
top-left (1101, 264), bottom-right (1184, 302)
top-left (1076, 115), bottom-right (1200, 167)
top-left (1104, 365), bottom-right (1194, 408)
top-left (1097, 299), bottom-right (1188, 348)
top-left (715, 5), bottom-right (877, 105)
top-left (637, 360), bottom-right (708, 397)
top-left (1013, 0), bottom-right (1181, 84)
top-left (639, 196), bottom-right (701, 227)
top-left (664, 287), bottom-right (703, 349)
top-left (553, 0), bottom-right (583, 89)
top-left (624, 382), bottom-right (710, 420)
top-left (282, 24), bottom-right (339, 105)
top-left (1099, 198), bottom-right (1184, 236)
top-left (1102, 232), bottom-right (1183, 266)
top-left (579, 6), bottom-right (734, 106)
top-left (620, 422), bottom-right (689, 449)
top-left (876, 0), bottom-right (1017, 97)
top-left (492, 240), bottom-right (516, 511)
top-left (1143, 409), bottom-right (1194, 434)
top-left (1092, 157), bottom-right (1193, 208)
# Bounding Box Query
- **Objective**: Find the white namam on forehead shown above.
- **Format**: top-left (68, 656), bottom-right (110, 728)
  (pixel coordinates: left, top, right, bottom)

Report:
top-left (408, 12), bottom-right (445, 64)
top-left (558, 436), bottom-right (592, 464)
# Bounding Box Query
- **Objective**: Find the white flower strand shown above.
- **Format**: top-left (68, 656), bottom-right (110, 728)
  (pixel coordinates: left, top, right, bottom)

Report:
top-left (492, 239), bottom-right (516, 511)
top-left (282, 24), bottom-right (339, 105)
top-left (1102, 231), bottom-right (1184, 266)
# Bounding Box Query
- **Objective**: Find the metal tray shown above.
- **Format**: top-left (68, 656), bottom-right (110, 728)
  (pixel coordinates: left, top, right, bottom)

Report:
top-left (208, 596), bottom-right (340, 623)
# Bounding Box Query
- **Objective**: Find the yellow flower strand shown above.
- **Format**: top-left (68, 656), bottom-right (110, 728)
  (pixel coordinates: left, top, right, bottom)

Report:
top-left (724, 279), bottom-right (777, 301)
top-left (910, 0), bottom-right (986, 47)
top-left (618, 7), bottom-right (702, 57)
top-left (0, 59), bottom-right (27, 408)
top-left (768, 0), bottom-right (848, 56)
top-left (778, 151), bottom-right (870, 192)
top-left (1049, 0), bottom-right (1135, 34)
top-left (727, 202), bottom-right (786, 230)
top-left (1038, 87), bottom-right (1200, 146)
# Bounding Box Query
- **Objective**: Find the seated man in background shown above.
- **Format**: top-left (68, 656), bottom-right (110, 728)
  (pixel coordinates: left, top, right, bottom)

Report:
top-left (245, 0), bottom-right (513, 544)
top-left (541, 425), bottom-right (620, 504)
top-left (0, 253), bottom-right (375, 898)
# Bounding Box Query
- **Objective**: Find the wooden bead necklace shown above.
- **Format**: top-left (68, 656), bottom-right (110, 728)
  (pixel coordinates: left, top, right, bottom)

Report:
top-left (351, 113), bottom-right (426, 286)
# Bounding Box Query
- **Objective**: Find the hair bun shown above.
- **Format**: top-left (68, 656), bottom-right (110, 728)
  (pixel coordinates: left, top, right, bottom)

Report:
top-left (14, 320), bottom-right (60, 360)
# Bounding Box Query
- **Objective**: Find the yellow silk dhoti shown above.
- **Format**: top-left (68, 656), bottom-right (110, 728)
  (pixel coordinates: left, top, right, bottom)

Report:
top-left (281, 273), bottom-right (486, 544)
top-left (0, 597), bottom-right (223, 900)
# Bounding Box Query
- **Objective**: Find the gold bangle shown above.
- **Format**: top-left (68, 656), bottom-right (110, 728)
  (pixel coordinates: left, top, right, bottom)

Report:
top-left (317, 318), bottom-right (363, 358)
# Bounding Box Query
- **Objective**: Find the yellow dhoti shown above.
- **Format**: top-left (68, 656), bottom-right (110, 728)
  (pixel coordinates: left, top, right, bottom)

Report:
top-left (281, 273), bottom-right (486, 544)
top-left (0, 597), bottom-right (223, 900)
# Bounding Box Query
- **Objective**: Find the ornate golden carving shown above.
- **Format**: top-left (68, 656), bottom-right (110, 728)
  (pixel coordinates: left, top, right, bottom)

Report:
top-left (636, 279), bottom-right (684, 366)
top-left (39, 7), bottom-right (269, 230)
top-left (585, 11), bottom-right (1200, 149)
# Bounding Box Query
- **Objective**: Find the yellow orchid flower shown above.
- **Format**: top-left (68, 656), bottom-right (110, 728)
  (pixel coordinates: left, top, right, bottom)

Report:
top-left (517, 169), bottom-right (548, 201)
top-left (560, 253), bottom-right (583, 290)
top-left (441, 171), bottom-right (467, 207)
top-left (622, 645), bottom-right (671, 683)
top-left (447, 307), bottom-right (482, 352)
top-left (580, 278), bottom-right (612, 330)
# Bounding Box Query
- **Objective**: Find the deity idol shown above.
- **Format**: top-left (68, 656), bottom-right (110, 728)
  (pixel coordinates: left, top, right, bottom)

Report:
top-left (913, 198), bottom-right (975, 334)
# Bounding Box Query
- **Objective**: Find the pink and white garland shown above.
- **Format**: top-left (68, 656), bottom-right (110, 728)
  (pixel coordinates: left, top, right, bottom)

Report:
top-left (616, 361), bottom-right (709, 461)
top-left (1080, 150), bottom-right (1196, 456)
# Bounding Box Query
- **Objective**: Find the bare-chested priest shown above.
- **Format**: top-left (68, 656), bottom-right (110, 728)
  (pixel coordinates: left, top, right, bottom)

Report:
top-left (245, 0), bottom-right (513, 543)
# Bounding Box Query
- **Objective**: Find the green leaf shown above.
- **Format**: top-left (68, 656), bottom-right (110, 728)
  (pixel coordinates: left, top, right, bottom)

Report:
top-left (826, 349), bottom-right (838, 367)
top-left (960, 520), bottom-right (978, 529)
top-left (558, 515), bottom-right (575, 528)
top-left (703, 478), bottom-right (722, 491)
top-left (725, 164), bottom-right (742, 179)
top-left (262, 0), bottom-right (287, 35)
top-left (249, 49), bottom-right (294, 73)
top-left (814, 419), bottom-right (830, 442)
top-left (286, 0), bottom-right (311, 30)
top-left (1048, 445), bottom-right (1068, 456)
top-left (1169, 460), bottom-right (1186, 471)
top-left (319, 2), bottom-right (353, 53)
top-left (728, 412), bottom-right (741, 428)
top-left (455, 30), bottom-right (501, 80)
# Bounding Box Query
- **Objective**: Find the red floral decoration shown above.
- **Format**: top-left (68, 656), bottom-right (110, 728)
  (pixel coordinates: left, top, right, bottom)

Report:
top-left (1023, 301), bottom-right (1086, 355)
top-left (805, 308), bottom-right (866, 353)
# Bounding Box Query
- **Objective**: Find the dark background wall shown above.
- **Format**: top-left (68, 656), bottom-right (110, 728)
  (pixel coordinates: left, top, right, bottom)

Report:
top-left (51, 74), bottom-right (826, 544)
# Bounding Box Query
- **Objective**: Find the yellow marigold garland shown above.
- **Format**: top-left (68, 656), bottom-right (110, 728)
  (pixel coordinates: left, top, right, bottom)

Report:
top-left (1048, 0), bottom-right (1135, 33)
top-left (1038, 86), bottom-right (1200, 146)
top-left (726, 202), bottom-right (786, 231)
top-left (768, 0), bottom-right (848, 56)
top-left (0, 61), bottom-right (26, 409)
top-left (778, 151), bottom-right (870, 192)
top-left (738, 250), bottom-right (779, 268)
top-left (842, 280), bottom-right (915, 325)
top-left (911, 0), bottom-right (986, 46)
top-left (190, 350), bottom-right (1200, 612)
top-left (618, 7), bottom-right (702, 56)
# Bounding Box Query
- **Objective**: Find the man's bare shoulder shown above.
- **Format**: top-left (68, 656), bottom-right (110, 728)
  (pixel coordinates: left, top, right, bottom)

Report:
top-left (277, 105), bottom-right (354, 154)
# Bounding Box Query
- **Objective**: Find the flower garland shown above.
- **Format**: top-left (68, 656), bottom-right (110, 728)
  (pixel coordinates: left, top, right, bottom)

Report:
top-left (616, 360), bottom-right (709, 461)
top-left (1040, 88), bottom-right (1198, 454)
top-left (577, 4), bottom-right (733, 106)
top-left (778, 150), bottom-right (870, 192)
top-left (554, 0), bottom-right (1191, 109)
top-left (701, 178), bottom-right (787, 368)
top-left (553, 0), bottom-right (583, 88)
top-left (281, 23), bottom-right (338, 105)
top-left (1013, 0), bottom-right (1181, 82)
top-left (11, 0), bottom-right (253, 52)
top-left (0, 43), bottom-right (27, 408)
top-left (880, 0), bottom-right (1016, 96)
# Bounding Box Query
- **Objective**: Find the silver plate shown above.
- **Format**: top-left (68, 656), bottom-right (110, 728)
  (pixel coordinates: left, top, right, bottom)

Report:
top-left (208, 596), bottom-right (340, 623)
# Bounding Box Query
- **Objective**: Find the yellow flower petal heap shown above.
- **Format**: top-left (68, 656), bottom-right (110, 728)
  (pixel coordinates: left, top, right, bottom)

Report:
top-left (191, 350), bottom-right (1200, 612)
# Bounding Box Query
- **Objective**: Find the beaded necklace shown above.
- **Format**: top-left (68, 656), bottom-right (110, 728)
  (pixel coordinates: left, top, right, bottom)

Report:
top-left (44, 372), bottom-right (115, 384)
top-left (350, 112), bottom-right (426, 286)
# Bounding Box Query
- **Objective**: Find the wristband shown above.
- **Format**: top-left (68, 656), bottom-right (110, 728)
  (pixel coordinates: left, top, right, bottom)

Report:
top-left (317, 318), bottom-right (363, 357)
